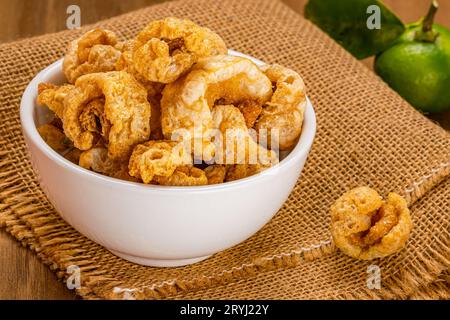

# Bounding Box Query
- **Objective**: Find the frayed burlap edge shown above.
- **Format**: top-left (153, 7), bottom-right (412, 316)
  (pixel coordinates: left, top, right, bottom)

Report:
top-left (1, 133), bottom-right (449, 299)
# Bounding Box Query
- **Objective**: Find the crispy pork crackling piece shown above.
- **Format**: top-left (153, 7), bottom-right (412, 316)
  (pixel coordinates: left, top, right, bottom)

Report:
top-left (63, 71), bottom-right (151, 161)
top-left (37, 123), bottom-right (70, 152)
top-left (331, 187), bottom-right (413, 260)
top-left (204, 165), bottom-right (227, 184)
top-left (211, 104), bottom-right (278, 166)
top-left (128, 140), bottom-right (192, 184)
top-left (255, 64), bottom-right (306, 150)
top-left (154, 165), bottom-right (208, 186)
top-left (63, 29), bottom-right (121, 83)
top-left (161, 55), bottom-right (272, 161)
top-left (130, 17), bottom-right (227, 83)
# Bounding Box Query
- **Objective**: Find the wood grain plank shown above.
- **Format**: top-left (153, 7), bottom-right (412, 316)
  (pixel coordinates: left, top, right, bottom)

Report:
top-left (0, 231), bottom-right (76, 299)
top-left (0, 0), bottom-right (165, 43)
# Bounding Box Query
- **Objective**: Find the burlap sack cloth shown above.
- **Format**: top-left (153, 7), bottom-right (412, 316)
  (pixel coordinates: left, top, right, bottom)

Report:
top-left (0, 0), bottom-right (449, 300)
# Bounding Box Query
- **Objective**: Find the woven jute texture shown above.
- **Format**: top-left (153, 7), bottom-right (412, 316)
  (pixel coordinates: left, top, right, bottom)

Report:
top-left (0, 0), bottom-right (449, 300)
top-left (170, 177), bottom-right (450, 300)
top-left (408, 271), bottom-right (449, 300)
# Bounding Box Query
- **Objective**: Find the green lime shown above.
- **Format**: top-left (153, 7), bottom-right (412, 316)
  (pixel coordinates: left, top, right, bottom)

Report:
top-left (375, 1), bottom-right (450, 113)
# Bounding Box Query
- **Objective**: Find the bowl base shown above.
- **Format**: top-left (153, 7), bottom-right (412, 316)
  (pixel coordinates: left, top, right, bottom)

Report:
top-left (109, 249), bottom-right (212, 267)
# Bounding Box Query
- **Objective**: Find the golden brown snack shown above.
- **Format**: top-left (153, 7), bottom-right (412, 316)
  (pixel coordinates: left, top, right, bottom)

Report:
top-left (63, 29), bottom-right (121, 83)
top-left (204, 165), bottom-right (227, 184)
top-left (78, 98), bottom-right (111, 142)
top-left (79, 147), bottom-right (135, 181)
top-left (225, 164), bottom-right (266, 182)
top-left (36, 20), bottom-right (308, 186)
top-left (116, 41), bottom-right (165, 140)
top-left (211, 105), bottom-right (278, 166)
top-left (330, 187), bottom-right (413, 260)
top-left (63, 71), bottom-right (151, 160)
top-left (37, 123), bottom-right (71, 152)
top-left (161, 55), bottom-right (272, 161)
top-left (116, 40), bottom-right (164, 92)
top-left (154, 166), bottom-right (208, 186)
top-left (255, 64), bottom-right (306, 150)
top-left (237, 100), bottom-right (262, 128)
top-left (130, 17), bottom-right (227, 83)
top-left (115, 40), bottom-right (139, 76)
top-left (128, 140), bottom-right (192, 184)
top-left (63, 147), bottom-right (82, 164)
top-left (49, 117), bottom-right (64, 130)
top-left (37, 83), bottom-right (75, 119)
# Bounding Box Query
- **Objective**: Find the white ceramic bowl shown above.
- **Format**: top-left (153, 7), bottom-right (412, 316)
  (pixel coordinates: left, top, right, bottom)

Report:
top-left (20, 50), bottom-right (316, 267)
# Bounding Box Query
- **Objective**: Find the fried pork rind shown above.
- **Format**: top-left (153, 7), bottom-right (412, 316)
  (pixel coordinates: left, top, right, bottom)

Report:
top-left (37, 124), bottom-right (71, 152)
top-left (79, 147), bottom-right (136, 181)
top-left (63, 71), bottom-right (151, 161)
top-left (78, 98), bottom-right (111, 141)
top-left (116, 41), bottom-right (165, 140)
top-left (204, 165), bottom-right (227, 184)
top-left (255, 64), bottom-right (306, 150)
top-left (237, 100), bottom-right (262, 128)
top-left (161, 55), bottom-right (272, 161)
top-left (130, 17), bottom-right (227, 83)
top-left (115, 40), bottom-right (140, 77)
top-left (63, 147), bottom-right (82, 164)
top-left (63, 29), bottom-right (122, 84)
top-left (128, 140), bottom-right (192, 184)
top-left (211, 105), bottom-right (278, 166)
top-left (331, 187), bottom-right (413, 260)
top-left (36, 19), bottom-right (309, 186)
top-left (225, 164), bottom-right (266, 182)
top-left (79, 147), bottom-right (121, 173)
top-left (116, 40), bottom-right (164, 92)
top-left (49, 117), bottom-right (64, 130)
top-left (154, 166), bottom-right (208, 186)
top-left (37, 83), bottom-right (75, 119)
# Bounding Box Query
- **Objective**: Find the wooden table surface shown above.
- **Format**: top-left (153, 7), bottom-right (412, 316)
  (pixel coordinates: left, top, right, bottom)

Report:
top-left (0, 0), bottom-right (449, 300)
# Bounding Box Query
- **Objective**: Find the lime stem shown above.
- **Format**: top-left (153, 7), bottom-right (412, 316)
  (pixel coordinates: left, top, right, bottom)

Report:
top-left (414, 0), bottom-right (439, 42)
top-left (422, 0), bottom-right (438, 33)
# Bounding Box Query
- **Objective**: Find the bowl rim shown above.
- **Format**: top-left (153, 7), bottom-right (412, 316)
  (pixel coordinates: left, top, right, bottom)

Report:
top-left (20, 50), bottom-right (316, 192)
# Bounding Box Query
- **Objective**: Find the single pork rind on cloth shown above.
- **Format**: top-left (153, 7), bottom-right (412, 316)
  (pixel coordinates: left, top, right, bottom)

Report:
top-left (330, 187), bottom-right (413, 260)
top-left (0, 0), bottom-right (449, 300)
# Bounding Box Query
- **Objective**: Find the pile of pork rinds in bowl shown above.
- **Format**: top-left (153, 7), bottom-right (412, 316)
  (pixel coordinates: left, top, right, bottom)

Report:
top-left (36, 17), bottom-right (307, 186)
